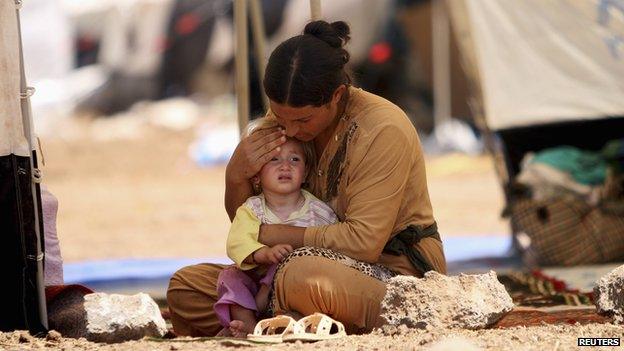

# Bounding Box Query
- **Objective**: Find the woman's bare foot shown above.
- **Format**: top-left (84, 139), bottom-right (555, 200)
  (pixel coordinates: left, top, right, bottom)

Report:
top-left (229, 320), bottom-right (254, 338)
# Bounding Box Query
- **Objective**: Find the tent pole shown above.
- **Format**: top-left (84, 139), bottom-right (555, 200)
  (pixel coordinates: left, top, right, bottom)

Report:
top-left (432, 0), bottom-right (451, 128)
top-left (310, 0), bottom-right (321, 20)
top-left (234, 0), bottom-right (250, 134)
top-left (445, 0), bottom-right (508, 185)
top-left (15, 0), bottom-right (48, 330)
top-left (249, 0), bottom-right (268, 111)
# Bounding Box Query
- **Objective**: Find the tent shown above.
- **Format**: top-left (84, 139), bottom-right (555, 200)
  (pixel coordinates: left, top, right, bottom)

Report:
top-left (0, 0), bottom-right (47, 333)
top-left (357, 0), bottom-right (624, 261)
top-left (439, 0), bottom-right (624, 239)
top-left (445, 0), bottom-right (624, 179)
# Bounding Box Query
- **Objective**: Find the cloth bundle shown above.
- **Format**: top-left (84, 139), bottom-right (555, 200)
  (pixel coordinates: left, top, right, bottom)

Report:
top-left (509, 140), bottom-right (624, 266)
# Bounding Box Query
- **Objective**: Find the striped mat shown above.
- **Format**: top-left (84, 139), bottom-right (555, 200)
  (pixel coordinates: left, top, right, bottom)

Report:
top-left (498, 270), bottom-right (594, 307)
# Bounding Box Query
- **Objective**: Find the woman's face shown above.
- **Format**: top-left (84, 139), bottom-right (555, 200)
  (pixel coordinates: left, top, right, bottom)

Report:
top-left (269, 86), bottom-right (346, 142)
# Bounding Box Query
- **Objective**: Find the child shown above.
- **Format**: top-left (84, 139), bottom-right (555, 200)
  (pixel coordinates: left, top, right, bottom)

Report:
top-left (214, 118), bottom-right (338, 338)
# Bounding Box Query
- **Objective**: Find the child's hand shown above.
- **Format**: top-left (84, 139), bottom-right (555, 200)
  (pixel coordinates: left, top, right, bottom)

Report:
top-left (253, 244), bottom-right (293, 264)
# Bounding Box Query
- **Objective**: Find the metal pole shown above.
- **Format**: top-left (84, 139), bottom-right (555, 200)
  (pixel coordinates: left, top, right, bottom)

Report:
top-left (234, 0), bottom-right (249, 134)
top-left (15, 1), bottom-right (48, 330)
top-left (310, 0), bottom-right (321, 21)
top-left (249, 0), bottom-right (268, 111)
top-left (432, 0), bottom-right (451, 128)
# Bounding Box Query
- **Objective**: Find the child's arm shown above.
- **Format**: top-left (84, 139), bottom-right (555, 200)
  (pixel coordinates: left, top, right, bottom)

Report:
top-left (226, 205), bottom-right (267, 270)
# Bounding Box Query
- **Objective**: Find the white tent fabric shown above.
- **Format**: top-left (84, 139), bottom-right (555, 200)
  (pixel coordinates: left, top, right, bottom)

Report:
top-left (0, 1), bottom-right (29, 157)
top-left (463, 0), bottom-right (624, 130)
top-left (21, 0), bottom-right (73, 82)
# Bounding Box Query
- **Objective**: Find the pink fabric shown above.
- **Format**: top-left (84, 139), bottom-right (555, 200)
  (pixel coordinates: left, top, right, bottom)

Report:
top-left (214, 266), bottom-right (260, 327)
top-left (259, 264), bottom-right (277, 286)
top-left (215, 265), bottom-right (278, 327)
top-left (42, 186), bottom-right (64, 286)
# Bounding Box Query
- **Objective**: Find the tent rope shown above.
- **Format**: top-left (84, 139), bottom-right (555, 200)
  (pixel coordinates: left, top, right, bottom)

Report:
top-left (19, 86), bottom-right (35, 99)
top-left (32, 168), bottom-right (42, 184)
top-left (26, 253), bottom-right (44, 262)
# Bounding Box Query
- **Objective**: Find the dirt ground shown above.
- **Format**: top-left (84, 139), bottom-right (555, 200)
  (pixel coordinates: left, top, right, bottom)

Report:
top-left (3, 323), bottom-right (623, 350)
top-left (41, 118), bottom-right (508, 263)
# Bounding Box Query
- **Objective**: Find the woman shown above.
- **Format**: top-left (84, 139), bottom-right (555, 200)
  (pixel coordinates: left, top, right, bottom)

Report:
top-left (167, 20), bottom-right (446, 336)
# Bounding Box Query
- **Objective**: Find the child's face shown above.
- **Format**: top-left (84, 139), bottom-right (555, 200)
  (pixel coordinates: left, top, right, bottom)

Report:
top-left (257, 139), bottom-right (306, 195)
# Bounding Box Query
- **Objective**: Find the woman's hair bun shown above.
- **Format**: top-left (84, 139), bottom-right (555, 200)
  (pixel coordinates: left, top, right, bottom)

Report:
top-left (303, 20), bottom-right (351, 48)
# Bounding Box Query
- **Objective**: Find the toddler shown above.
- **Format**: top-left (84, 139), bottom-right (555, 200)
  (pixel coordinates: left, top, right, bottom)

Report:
top-left (214, 118), bottom-right (337, 337)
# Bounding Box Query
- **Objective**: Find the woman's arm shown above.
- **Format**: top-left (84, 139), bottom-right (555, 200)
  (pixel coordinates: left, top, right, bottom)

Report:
top-left (256, 199), bottom-right (337, 248)
top-left (258, 224), bottom-right (305, 248)
top-left (224, 174), bottom-right (253, 222)
top-left (224, 127), bottom-right (287, 220)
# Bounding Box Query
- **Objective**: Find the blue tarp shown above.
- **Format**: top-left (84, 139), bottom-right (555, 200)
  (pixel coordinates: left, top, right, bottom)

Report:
top-left (63, 236), bottom-right (511, 285)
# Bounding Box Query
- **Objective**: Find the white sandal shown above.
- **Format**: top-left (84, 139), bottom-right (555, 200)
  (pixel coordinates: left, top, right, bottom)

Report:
top-left (282, 313), bottom-right (346, 342)
top-left (246, 315), bottom-right (296, 343)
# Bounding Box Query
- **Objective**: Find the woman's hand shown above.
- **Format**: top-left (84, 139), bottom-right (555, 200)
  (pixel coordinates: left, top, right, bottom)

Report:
top-left (226, 127), bottom-right (286, 184)
top-left (253, 244), bottom-right (293, 265)
top-left (225, 127), bottom-right (287, 219)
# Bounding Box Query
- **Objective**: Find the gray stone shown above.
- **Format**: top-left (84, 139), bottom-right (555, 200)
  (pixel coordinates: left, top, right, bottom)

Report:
top-left (380, 271), bottom-right (513, 330)
top-left (46, 330), bottom-right (62, 342)
top-left (18, 331), bottom-right (34, 343)
top-left (83, 292), bottom-right (167, 343)
top-left (594, 264), bottom-right (624, 323)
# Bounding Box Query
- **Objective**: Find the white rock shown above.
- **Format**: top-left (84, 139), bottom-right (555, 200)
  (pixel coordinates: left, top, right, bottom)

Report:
top-left (380, 271), bottom-right (514, 329)
top-left (83, 292), bottom-right (167, 343)
top-left (427, 336), bottom-right (483, 351)
top-left (594, 264), bottom-right (624, 323)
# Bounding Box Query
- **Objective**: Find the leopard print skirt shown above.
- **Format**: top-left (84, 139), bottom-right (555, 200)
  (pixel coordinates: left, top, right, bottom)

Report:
top-left (266, 246), bottom-right (398, 316)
